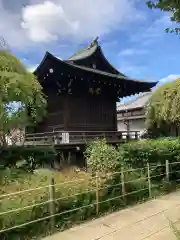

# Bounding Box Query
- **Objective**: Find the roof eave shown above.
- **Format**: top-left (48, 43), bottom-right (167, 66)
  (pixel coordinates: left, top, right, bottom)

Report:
top-left (33, 51), bottom-right (51, 75)
top-left (33, 52), bottom-right (158, 93)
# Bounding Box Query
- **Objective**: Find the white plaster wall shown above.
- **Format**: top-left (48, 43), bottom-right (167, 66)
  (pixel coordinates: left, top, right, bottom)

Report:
top-left (117, 121), bottom-right (127, 131)
top-left (117, 118), bottom-right (146, 134)
top-left (129, 119), bottom-right (146, 133)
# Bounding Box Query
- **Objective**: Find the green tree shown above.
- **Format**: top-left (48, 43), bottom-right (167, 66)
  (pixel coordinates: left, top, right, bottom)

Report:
top-left (147, 0), bottom-right (180, 33)
top-left (85, 139), bottom-right (120, 174)
top-left (145, 79), bottom-right (180, 135)
top-left (0, 50), bottom-right (47, 145)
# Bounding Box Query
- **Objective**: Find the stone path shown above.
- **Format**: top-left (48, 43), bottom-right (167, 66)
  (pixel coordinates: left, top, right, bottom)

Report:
top-left (44, 192), bottom-right (180, 240)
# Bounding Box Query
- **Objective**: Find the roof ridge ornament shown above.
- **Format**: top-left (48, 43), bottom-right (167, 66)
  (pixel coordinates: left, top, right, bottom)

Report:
top-left (88, 37), bottom-right (99, 49)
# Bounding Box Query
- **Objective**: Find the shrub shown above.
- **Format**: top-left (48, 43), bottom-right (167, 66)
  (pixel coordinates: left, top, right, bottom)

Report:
top-left (117, 138), bottom-right (180, 183)
top-left (118, 138), bottom-right (180, 166)
top-left (0, 168), bottom-right (92, 239)
top-left (100, 169), bottom-right (149, 209)
top-left (145, 78), bottom-right (180, 134)
top-left (84, 139), bottom-right (120, 174)
top-left (2, 138), bottom-right (180, 239)
top-left (0, 146), bottom-right (57, 171)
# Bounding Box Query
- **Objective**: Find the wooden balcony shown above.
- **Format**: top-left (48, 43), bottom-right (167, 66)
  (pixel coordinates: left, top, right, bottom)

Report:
top-left (24, 131), bottom-right (140, 146)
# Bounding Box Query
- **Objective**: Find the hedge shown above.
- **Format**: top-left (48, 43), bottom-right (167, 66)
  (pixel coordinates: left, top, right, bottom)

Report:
top-left (0, 146), bottom-right (57, 170)
top-left (118, 138), bottom-right (180, 181)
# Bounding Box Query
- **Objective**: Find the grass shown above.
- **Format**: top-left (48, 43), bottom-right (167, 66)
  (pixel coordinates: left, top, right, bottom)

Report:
top-left (0, 166), bottom-right (179, 239)
top-left (0, 167), bottom-right (90, 195)
top-left (0, 167), bottom-right (92, 239)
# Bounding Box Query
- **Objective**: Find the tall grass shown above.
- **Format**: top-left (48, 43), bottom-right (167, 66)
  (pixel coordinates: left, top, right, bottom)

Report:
top-left (0, 167), bottom-right (92, 239)
top-left (0, 165), bottom-right (176, 240)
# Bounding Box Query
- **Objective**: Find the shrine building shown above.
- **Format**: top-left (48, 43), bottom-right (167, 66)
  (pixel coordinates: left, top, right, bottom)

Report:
top-left (33, 37), bottom-right (157, 135)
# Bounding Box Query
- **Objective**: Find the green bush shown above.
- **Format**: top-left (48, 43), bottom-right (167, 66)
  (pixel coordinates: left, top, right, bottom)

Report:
top-left (85, 139), bottom-right (120, 174)
top-left (0, 168), bottom-right (93, 239)
top-left (2, 138), bottom-right (180, 239)
top-left (0, 146), bottom-right (57, 171)
top-left (1, 169), bottom-right (152, 239)
top-left (99, 169), bottom-right (149, 211)
top-left (118, 138), bottom-right (180, 180)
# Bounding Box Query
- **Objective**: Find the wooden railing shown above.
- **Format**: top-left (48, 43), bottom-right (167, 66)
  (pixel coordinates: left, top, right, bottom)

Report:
top-left (24, 131), bottom-right (140, 146)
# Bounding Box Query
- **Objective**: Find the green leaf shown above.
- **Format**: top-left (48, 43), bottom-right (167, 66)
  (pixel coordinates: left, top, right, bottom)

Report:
top-left (145, 78), bottom-right (180, 135)
top-left (0, 50), bottom-right (47, 145)
top-left (146, 0), bottom-right (180, 35)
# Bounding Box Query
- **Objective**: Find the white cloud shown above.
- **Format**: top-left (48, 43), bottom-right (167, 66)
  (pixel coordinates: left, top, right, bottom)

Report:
top-left (0, 1), bottom-right (31, 49)
top-left (21, 1), bottom-right (79, 42)
top-left (119, 48), bottom-right (148, 56)
top-left (21, 0), bottom-right (145, 43)
top-left (150, 74), bottom-right (180, 91)
top-left (131, 14), bottom-right (173, 44)
top-left (156, 74), bottom-right (180, 87)
top-left (120, 74), bottom-right (180, 102)
top-left (0, 0), bottom-right (146, 49)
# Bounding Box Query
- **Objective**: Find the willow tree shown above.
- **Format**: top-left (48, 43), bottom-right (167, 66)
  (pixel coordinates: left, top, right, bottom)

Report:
top-left (0, 50), bottom-right (47, 145)
top-left (145, 79), bottom-right (180, 136)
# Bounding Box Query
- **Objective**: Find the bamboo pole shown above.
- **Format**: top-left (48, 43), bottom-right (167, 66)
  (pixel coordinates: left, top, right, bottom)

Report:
top-left (96, 172), bottom-right (99, 215)
top-left (121, 167), bottom-right (126, 204)
top-left (49, 177), bottom-right (55, 232)
top-left (166, 160), bottom-right (169, 182)
top-left (147, 163), bottom-right (152, 198)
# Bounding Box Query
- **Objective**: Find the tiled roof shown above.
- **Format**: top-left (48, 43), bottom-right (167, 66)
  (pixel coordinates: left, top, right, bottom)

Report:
top-left (68, 43), bottom-right (98, 61)
top-left (68, 38), bottom-right (98, 61)
top-left (67, 38), bottom-right (127, 77)
top-left (34, 51), bottom-right (158, 93)
top-left (116, 92), bottom-right (152, 112)
top-left (67, 61), bottom-right (156, 83)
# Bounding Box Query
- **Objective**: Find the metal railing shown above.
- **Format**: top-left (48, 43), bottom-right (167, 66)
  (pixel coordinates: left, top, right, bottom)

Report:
top-left (24, 130), bottom-right (140, 146)
top-left (0, 160), bottom-right (180, 237)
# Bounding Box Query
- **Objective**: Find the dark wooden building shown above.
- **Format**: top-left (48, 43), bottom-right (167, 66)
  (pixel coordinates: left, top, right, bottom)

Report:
top-left (33, 38), bottom-right (157, 134)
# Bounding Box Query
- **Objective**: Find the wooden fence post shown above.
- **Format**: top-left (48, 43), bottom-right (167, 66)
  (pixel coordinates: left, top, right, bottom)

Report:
top-left (121, 167), bottom-right (126, 204)
top-left (96, 172), bottom-right (99, 216)
top-left (49, 177), bottom-right (55, 232)
top-left (166, 160), bottom-right (169, 182)
top-left (147, 163), bottom-right (152, 198)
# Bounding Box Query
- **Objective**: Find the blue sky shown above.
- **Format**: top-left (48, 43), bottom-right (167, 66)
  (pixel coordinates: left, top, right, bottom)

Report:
top-left (0, 0), bottom-right (180, 88)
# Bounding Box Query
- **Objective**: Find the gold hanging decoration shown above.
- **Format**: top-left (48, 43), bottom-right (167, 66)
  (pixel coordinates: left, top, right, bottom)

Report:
top-left (89, 88), bottom-right (94, 94)
top-left (57, 89), bottom-right (61, 95)
top-left (56, 82), bottom-right (61, 89)
top-left (96, 88), bottom-right (101, 95)
top-left (68, 79), bottom-right (73, 87)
